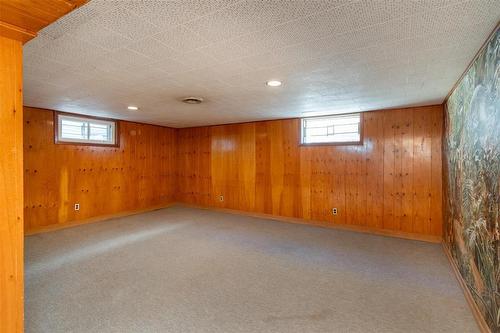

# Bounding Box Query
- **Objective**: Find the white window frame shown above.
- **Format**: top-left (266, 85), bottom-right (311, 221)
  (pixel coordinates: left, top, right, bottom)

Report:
top-left (55, 113), bottom-right (118, 146)
top-left (301, 113), bottom-right (363, 145)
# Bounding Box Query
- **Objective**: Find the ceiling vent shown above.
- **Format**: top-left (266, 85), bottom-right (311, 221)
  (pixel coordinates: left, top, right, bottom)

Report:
top-left (182, 97), bottom-right (204, 104)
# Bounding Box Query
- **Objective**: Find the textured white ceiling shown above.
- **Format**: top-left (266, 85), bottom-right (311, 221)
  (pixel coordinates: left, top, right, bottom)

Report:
top-left (24, 0), bottom-right (500, 127)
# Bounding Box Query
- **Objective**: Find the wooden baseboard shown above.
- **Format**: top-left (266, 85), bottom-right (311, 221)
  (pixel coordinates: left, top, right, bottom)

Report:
top-left (175, 203), bottom-right (442, 243)
top-left (25, 201), bottom-right (442, 244)
top-left (442, 243), bottom-right (491, 333)
top-left (24, 202), bottom-right (175, 236)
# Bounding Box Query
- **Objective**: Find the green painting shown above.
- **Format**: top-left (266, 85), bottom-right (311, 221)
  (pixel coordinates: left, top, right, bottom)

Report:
top-left (444, 25), bottom-right (499, 332)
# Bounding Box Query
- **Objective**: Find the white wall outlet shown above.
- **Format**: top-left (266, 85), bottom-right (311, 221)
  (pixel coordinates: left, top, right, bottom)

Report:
top-left (219, 195), bottom-right (224, 202)
top-left (332, 208), bottom-right (338, 215)
top-left (74, 203), bottom-right (80, 211)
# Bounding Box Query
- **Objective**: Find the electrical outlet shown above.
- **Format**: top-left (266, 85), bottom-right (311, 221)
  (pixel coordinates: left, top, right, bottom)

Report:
top-left (332, 208), bottom-right (338, 215)
top-left (74, 203), bottom-right (80, 211)
top-left (219, 195), bottom-right (224, 202)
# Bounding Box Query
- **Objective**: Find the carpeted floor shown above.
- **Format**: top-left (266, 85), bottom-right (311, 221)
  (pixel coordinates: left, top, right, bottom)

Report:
top-left (25, 206), bottom-right (478, 333)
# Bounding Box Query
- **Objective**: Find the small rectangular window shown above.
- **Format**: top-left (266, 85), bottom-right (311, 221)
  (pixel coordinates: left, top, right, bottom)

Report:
top-left (301, 113), bottom-right (362, 145)
top-left (55, 113), bottom-right (118, 146)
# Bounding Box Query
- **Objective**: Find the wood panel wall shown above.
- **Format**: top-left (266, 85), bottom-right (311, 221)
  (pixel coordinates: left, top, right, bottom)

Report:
top-left (0, 0), bottom-right (88, 43)
top-left (0, 35), bottom-right (24, 333)
top-left (177, 106), bottom-right (444, 240)
top-left (24, 107), bottom-right (177, 234)
top-left (24, 105), bottom-right (443, 241)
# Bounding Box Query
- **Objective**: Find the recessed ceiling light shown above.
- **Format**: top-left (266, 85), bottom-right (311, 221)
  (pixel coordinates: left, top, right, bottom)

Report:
top-left (127, 106), bottom-right (139, 110)
top-left (266, 80), bottom-right (282, 87)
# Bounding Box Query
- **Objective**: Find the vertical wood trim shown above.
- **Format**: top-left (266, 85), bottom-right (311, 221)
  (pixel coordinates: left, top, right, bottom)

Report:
top-left (0, 35), bottom-right (24, 333)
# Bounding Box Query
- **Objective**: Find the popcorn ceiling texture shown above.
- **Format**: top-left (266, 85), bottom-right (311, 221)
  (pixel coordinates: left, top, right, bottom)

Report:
top-left (23, 0), bottom-right (500, 127)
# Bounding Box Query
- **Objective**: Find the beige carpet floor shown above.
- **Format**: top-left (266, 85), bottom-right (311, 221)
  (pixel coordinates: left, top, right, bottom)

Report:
top-left (25, 206), bottom-right (478, 333)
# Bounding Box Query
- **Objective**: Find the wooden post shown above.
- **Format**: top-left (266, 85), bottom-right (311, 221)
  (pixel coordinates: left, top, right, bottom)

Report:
top-left (0, 35), bottom-right (24, 333)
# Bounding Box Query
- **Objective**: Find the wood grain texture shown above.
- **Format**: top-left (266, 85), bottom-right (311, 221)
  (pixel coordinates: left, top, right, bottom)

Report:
top-left (176, 106), bottom-right (444, 238)
top-left (24, 107), bottom-right (177, 233)
top-left (0, 0), bottom-right (87, 43)
top-left (0, 35), bottom-right (24, 333)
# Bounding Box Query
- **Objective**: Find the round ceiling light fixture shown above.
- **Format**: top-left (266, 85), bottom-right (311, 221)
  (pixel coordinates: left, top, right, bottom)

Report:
top-left (127, 106), bottom-right (139, 110)
top-left (266, 80), bottom-right (282, 87)
top-left (182, 97), bottom-right (204, 104)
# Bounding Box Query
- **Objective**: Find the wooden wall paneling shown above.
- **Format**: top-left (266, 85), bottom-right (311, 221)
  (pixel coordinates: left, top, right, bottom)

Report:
top-left (309, 147), bottom-right (325, 222)
top-left (174, 106), bottom-right (443, 240)
top-left (176, 128), bottom-right (190, 203)
top-left (181, 127), bottom-right (215, 205)
top-left (142, 125), bottom-right (153, 205)
top-left (412, 109), bottom-right (427, 234)
top-left (269, 121), bottom-right (285, 216)
top-left (210, 125), bottom-right (228, 208)
top-left (298, 144), bottom-right (312, 220)
top-left (393, 110), bottom-right (405, 232)
top-left (364, 112), bottom-right (384, 229)
top-left (400, 109), bottom-right (415, 233)
top-left (255, 122), bottom-right (273, 214)
top-left (333, 147), bottom-right (347, 225)
top-left (177, 127), bottom-right (209, 205)
top-left (124, 122), bottom-right (140, 209)
top-left (187, 129), bottom-right (196, 203)
top-left (279, 120), bottom-right (301, 218)
top-left (363, 112), bottom-right (377, 227)
top-left (356, 142), bottom-right (368, 226)
top-left (192, 128), bottom-right (205, 205)
top-left (202, 128), bottom-right (213, 206)
top-left (136, 124), bottom-right (148, 205)
top-left (322, 148), bottom-right (337, 224)
top-left (25, 106), bottom-right (444, 240)
top-left (345, 144), bottom-right (362, 226)
top-left (0, 0), bottom-right (88, 43)
top-left (239, 123), bottom-right (256, 212)
top-left (324, 146), bottom-right (341, 224)
top-left (421, 108), bottom-right (434, 234)
top-left (193, 127), bottom-right (210, 206)
top-left (430, 106), bottom-right (443, 236)
top-left (24, 110), bottom-right (56, 228)
top-left (166, 128), bottom-right (177, 203)
top-left (345, 146), bottom-right (356, 226)
top-left (0, 35), bottom-right (23, 333)
top-left (107, 145), bottom-right (124, 214)
top-left (383, 110), bottom-right (397, 230)
top-left (23, 107), bottom-right (177, 233)
top-left (227, 125), bottom-right (241, 210)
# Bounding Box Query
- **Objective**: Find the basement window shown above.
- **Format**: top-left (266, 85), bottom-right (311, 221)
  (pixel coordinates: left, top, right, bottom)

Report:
top-left (301, 113), bottom-right (363, 145)
top-left (55, 113), bottom-right (118, 146)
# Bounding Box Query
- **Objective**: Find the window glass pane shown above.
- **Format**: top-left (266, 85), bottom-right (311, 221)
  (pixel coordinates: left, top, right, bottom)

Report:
top-left (89, 123), bottom-right (111, 142)
top-left (302, 113), bottom-right (361, 144)
top-left (305, 126), bottom-right (328, 137)
top-left (60, 119), bottom-right (88, 140)
top-left (333, 123), bottom-right (358, 134)
top-left (58, 114), bottom-right (116, 145)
